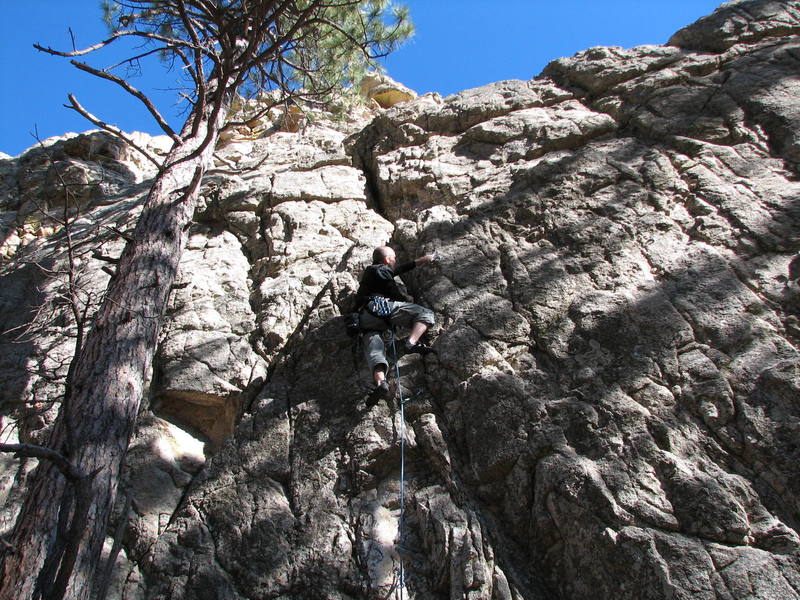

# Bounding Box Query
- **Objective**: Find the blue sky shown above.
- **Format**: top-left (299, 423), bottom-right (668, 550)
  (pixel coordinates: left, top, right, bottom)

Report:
top-left (1, 1), bottom-right (722, 157)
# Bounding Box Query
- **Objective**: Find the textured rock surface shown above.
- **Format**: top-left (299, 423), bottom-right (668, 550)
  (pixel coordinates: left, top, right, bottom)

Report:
top-left (2, 1), bottom-right (800, 599)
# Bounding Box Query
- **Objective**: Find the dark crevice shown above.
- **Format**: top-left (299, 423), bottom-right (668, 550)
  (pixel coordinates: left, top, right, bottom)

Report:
top-left (349, 142), bottom-right (388, 218)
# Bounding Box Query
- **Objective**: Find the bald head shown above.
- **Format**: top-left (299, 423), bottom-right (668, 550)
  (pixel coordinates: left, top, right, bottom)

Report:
top-left (372, 246), bottom-right (392, 263)
top-left (372, 246), bottom-right (397, 268)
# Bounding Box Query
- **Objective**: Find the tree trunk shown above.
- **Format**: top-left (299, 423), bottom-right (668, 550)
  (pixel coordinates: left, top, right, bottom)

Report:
top-left (0, 103), bottom-right (226, 600)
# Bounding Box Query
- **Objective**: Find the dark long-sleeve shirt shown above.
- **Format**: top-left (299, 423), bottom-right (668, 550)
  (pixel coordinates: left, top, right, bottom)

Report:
top-left (353, 261), bottom-right (416, 310)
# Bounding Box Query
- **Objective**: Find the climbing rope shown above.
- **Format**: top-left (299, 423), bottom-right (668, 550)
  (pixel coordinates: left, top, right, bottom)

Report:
top-left (387, 328), bottom-right (406, 600)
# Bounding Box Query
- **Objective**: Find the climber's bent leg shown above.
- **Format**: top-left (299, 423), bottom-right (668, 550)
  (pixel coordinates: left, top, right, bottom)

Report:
top-left (362, 329), bottom-right (389, 384)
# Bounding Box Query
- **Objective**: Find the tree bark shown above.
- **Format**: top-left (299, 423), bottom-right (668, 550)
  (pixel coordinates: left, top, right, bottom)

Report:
top-left (0, 102), bottom-right (227, 600)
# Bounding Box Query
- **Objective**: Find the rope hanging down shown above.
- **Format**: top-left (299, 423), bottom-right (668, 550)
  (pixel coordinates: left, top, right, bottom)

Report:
top-left (388, 329), bottom-right (407, 600)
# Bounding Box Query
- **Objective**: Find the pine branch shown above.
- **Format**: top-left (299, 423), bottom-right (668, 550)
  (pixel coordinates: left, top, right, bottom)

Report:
top-left (176, 0), bottom-right (208, 126)
top-left (34, 30), bottom-right (219, 66)
top-left (65, 94), bottom-right (163, 169)
top-left (207, 150), bottom-right (275, 175)
top-left (70, 60), bottom-right (181, 142)
top-left (0, 444), bottom-right (85, 481)
top-left (222, 95), bottom-right (283, 130)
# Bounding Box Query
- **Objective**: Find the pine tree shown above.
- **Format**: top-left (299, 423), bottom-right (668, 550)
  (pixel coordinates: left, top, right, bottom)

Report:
top-left (0, 2), bottom-right (411, 599)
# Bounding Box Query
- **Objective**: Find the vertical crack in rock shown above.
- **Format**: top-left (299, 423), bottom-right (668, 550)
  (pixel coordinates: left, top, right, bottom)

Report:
top-left (347, 134), bottom-right (389, 219)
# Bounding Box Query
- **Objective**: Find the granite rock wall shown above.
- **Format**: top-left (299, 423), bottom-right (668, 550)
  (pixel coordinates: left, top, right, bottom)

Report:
top-left (1, 1), bottom-right (800, 598)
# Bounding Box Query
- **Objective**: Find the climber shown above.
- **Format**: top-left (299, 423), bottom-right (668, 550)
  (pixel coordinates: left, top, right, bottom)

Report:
top-left (353, 245), bottom-right (436, 398)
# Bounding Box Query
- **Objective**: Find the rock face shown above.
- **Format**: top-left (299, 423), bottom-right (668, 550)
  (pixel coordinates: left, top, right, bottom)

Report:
top-left (2, 1), bottom-right (800, 598)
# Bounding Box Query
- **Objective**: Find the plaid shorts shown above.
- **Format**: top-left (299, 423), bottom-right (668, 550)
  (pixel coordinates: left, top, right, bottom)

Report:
top-left (360, 300), bottom-right (434, 371)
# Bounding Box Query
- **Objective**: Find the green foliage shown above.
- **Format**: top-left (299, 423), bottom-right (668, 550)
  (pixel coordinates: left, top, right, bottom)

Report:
top-left (283, 0), bottom-right (413, 93)
top-left (98, 0), bottom-right (413, 107)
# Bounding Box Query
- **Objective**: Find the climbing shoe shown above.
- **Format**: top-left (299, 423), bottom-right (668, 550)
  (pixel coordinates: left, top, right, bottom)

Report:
top-left (367, 380), bottom-right (390, 406)
top-left (403, 340), bottom-right (435, 355)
